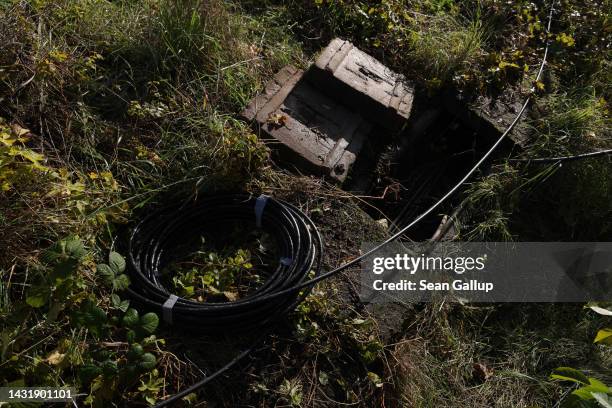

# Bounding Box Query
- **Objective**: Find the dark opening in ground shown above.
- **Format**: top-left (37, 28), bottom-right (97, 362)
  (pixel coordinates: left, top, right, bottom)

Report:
top-left (348, 100), bottom-right (515, 241)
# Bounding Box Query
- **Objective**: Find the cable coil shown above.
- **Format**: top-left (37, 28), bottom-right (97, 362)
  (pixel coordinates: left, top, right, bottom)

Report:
top-left (127, 194), bottom-right (323, 332)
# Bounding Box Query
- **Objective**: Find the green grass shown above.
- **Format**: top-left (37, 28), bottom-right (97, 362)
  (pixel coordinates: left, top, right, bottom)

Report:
top-left (0, 0), bottom-right (610, 406)
top-left (401, 11), bottom-right (488, 86)
top-left (392, 303), bottom-right (608, 408)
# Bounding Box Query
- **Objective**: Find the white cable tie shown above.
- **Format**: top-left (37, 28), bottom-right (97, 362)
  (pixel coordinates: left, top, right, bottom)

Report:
top-left (162, 294), bottom-right (179, 325)
top-left (254, 194), bottom-right (269, 228)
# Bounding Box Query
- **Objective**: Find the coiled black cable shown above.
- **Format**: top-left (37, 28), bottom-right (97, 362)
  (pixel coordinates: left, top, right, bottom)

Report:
top-left (127, 194), bottom-right (322, 332)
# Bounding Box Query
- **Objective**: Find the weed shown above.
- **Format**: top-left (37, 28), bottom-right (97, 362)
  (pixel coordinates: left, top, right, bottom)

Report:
top-left (0, 0), bottom-right (610, 406)
top-left (403, 11), bottom-right (487, 86)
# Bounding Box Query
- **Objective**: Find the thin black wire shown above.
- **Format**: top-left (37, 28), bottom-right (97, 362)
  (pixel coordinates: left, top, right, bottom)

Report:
top-left (152, 346), bottom-right (255, 407)
top-left (510, 148), bottom-right (612, 163)
top-left (146, 1), bottom-right (557, 405)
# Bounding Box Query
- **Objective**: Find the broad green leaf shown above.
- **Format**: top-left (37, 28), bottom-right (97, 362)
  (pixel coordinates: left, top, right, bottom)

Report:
top-left (588, 378), bottom-right (610, 391)
top-left (97, 263), bottom-right (115, 284)
top-left (111, 294), bottom-right (121, 307)
top-left (91, 304), bottom-right (107, 322)
top-left (551, 367), bottom-right (589, 385)
top-left (138, 353), bottom-right (157, 371)
top-left (573, 380), bottom-right (610, 400)
top-left (109, 251), bottom-right (126, 274)
top-left (572, 388), bottom-right (594, 401)
top-left (573, 386), bottom-right (599, 400)
top-left (127, 344), bottom-right (144, 360)
top-left (139, 313), bottom-right (159, 334)
top-left (122, 308), bottom-right (139, 327)
top-left (73, 301), bottom-right (107, 338)
top-left (118, 300), bottom-right (130, 312)
top-left (124, 310), bottom-right (158, 340)
top-left (65, 237), bottom-right (86, 259)
top-left (111, 294), bottom-right (130, 312)
top-left (101, 360), bottom-right (118, 377)
top-left (41, 236), bottom-right (84, 265)
top-left (113, 274), bottom-right (130, 291)
top-left (26, 287), bottom-right (48, 308)
top-left (40, 245), bottom-right (62, 265)
top-left (16, 148), bottom-right (44, 164)
top-left (594, 329), bottom-right (612, 345)
top-left (126, 329), bottom-right (136, 344)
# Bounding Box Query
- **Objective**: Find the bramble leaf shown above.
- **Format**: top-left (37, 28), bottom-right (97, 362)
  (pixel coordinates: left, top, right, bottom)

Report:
top-left (122, 308), bottom-right (139, 327)
top-left (97, 263), bottom-right (114, 284)
top-left (65, 237), bottom-right (86, 259)
top-left (101, 360), bottom-right (118, 377)
top-left (26, 286), bottom-right (49, 308)
top-left (72, 300), bottom-right (107, 338)
top-left (109, 251), bottom-right (126, 274)
top-left (113, 274), bottom-right (130, 291)
top-left (126, 329), bottom-right (136, 344)
top-left (139, 313), bottom-right (159, 335)
top-left (127, 344), bottom-right (144, 360)
top-left (138, 353), bottom-right (157, 371)
top-left (111, 294), bottom-right (130, 312)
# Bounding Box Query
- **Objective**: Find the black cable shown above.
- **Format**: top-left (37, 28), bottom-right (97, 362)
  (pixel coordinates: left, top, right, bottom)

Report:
top-left (234, 0), bottom-right (556, 300)
top-left (134, 1), bottom-right (557, 405)
top-left (129, 194), bottom-right (322, 407)
top-left (128, 194), bottom-right (322, 332)
top-left (152, 344), bottom-right (256, 407)
top-left (261, 0), bottom-right (554, 296)
top-left (510, 148), bottom-right (612, 163)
